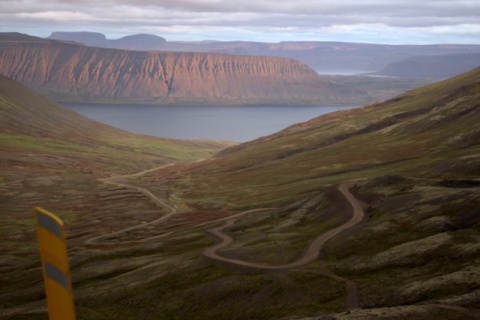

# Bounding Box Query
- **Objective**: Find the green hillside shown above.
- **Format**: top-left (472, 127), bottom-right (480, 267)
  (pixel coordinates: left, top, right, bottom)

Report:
top-left (1, 68), bottom-right (479, 319)
top-left (164, 67), bottom-right (480, 209)
top-left (133, 67), bottom-right (480, 319)
top-left (0, 74), bottom-right (232, 178)
top-left (0, 75), bottom-right (231, 318)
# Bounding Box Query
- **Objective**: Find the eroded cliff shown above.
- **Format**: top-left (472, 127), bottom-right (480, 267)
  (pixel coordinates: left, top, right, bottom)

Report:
top-left (0, 36), bottom-right (371, 105)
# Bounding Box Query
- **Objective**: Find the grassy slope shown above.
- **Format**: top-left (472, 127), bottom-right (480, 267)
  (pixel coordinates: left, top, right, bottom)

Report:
top-left (0, 75), bottom-right (232, 317)
top-left (1, 69), bottom-right (480, 319)
top-left (0, 72), bottom-right (232, 231)
top-left (126, 67), bottom-right (480, 319)
top-left (324, 74), bottom-right (436, 102)
top-left (0, 74), bottom-right (233, 178)
top-left (165, 67), bottom-right (479, 209)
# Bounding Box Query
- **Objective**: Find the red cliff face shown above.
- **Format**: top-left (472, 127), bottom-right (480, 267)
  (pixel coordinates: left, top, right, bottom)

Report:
top-left (0, 41), bottom-right (371, 105)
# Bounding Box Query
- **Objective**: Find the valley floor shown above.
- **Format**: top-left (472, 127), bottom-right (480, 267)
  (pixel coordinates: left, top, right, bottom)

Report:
top-left (2, 165), bottom-right (479, 320)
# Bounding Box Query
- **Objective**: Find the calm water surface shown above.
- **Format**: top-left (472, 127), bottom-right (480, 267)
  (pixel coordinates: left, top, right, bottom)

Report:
top-left (62, 104), bottom-right (358, 142)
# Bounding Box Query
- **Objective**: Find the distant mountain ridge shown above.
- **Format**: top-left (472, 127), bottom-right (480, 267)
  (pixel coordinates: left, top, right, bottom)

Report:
top-left (373, 53), bottom-right (480, 78)
top-left (49, 31), bottom-right (167, 50)
top-left (0, 33), bottom-right (371, 105)
top-left (47, 31), bottom-right (480, 73)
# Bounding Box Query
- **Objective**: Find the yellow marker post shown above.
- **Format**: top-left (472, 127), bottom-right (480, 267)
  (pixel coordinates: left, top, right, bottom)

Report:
top-left (34, 207), bottom-right (76, 320)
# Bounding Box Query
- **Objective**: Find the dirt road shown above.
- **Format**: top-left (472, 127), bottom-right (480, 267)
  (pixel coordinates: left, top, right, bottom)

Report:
top-left (86, 164), bottom-right (177, 245)
top-left (203, 182), bottom-right (364, 310)
top-left (87, 165), bottom-right (273, 245)
top-left (203, 182), bottom-right (364, 270)
top-left (89, 168), bottom-right (364, 310)
top-left (83, 168), bottom-right (478, 316)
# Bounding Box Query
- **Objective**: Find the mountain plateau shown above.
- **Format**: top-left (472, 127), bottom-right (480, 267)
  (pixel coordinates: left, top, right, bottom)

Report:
top-left (0, 33), bottom-right (371, 105)
top-left (48, 31), bottom-right (480, 73)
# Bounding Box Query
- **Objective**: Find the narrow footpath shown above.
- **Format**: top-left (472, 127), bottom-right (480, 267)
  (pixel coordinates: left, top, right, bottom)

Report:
top-left (86, 164), bottom-right (177, 245)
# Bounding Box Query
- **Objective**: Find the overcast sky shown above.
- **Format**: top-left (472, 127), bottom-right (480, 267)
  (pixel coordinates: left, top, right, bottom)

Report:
top-left (1, 0), bottom-right (480, 44)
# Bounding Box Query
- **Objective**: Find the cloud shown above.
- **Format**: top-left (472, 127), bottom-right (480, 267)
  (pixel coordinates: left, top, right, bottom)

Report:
top-left (17, 11), bottom-right (92, 21)
top-left (1, 0), bottom-right (479, 44)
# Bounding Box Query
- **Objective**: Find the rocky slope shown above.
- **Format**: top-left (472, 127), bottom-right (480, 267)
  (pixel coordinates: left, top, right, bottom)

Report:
top-left (0, 33), bottom-right (371, 105)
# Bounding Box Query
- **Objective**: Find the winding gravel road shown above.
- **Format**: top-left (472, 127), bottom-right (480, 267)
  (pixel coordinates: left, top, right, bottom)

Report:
top-left (203, 182), bottom-right (364, 270)
top-left (203, 182), bottom-right (364, 310)
top-left (84, 167), bottom-right (479, 316)
top-left (89, 166), bottom-right (364, 310)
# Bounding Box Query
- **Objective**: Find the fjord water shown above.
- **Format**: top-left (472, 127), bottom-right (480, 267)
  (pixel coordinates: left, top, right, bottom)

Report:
top-left (63, 104), bottom-right (358, 142)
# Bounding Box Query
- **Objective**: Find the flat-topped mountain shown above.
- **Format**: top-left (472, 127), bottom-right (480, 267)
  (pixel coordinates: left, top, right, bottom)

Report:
top-left (47, 32), bottom-right (480, 73)
top-left (0, 33), bottom-right (371, 105)
top-left (49, 31), bottom-right (167, 50)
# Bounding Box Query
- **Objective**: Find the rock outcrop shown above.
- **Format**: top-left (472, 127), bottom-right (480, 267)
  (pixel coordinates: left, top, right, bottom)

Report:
top-left (0, 34), bottom-right (371, 105)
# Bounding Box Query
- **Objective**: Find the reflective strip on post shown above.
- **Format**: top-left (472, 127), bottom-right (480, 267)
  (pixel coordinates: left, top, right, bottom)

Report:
top-left (34, 207), bottom-right (76, 320)
top-left (37, 212), bottom-right (63, 239)
top-left (45, 261), bottom-right (72, 292)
